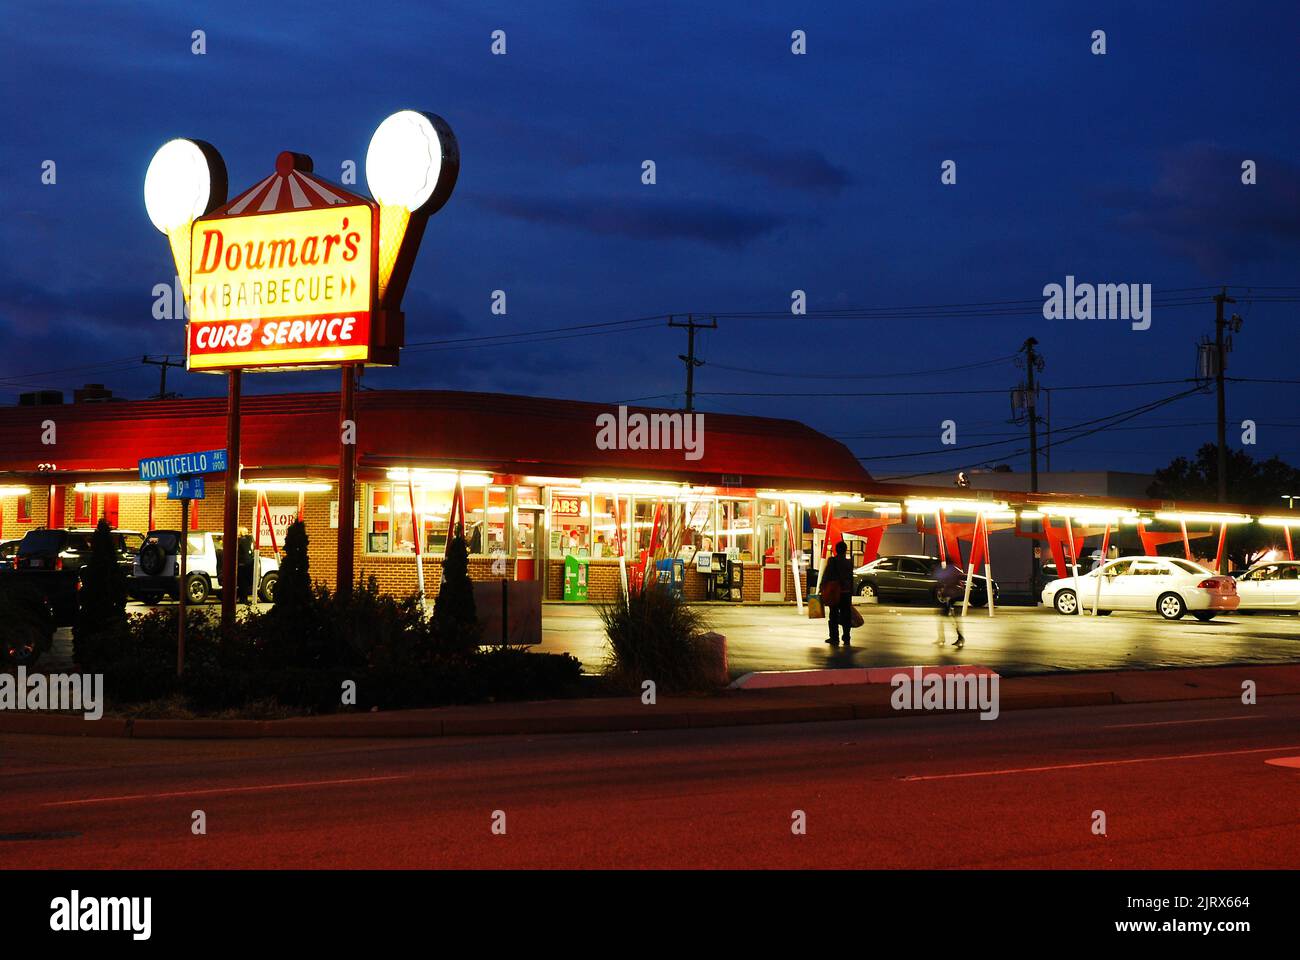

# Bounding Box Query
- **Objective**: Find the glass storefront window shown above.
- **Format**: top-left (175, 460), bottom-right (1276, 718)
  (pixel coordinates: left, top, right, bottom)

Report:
top-left (367, 482), bottom-right (501, 556)
top-left (683, 497), bottom-right (716, 552)
top-left (632, 498), bottom-right (661, 554)
top-left (717, 498), bottom-right (756, 561)
top-left (514, 485), bottom-right (540, 560)
top-left (475, 486), bottom-right (509, 557)
top-left (590, 493), bottom-right (623, 558)
top-left (550, 489), bottom-right (590, 557)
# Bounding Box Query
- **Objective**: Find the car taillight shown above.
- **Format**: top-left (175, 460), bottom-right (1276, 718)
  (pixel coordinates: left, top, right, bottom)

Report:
top-left (1198, 577), bottom-right (1232, 591)
top-left (54, 557), bottom-right (63, 571)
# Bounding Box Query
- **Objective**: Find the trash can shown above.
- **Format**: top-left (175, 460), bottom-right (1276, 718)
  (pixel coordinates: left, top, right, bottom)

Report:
top-left (563, 554), bottom-right (589, 602)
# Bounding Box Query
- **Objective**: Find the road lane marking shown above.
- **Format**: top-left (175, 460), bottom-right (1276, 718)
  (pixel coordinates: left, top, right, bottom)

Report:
top-left (42, 774), bottom-right (408, 807)
top-left (900, 744), bottom-right (1300, 782)
top-left (1103, 715), bottom-right (1264, 729)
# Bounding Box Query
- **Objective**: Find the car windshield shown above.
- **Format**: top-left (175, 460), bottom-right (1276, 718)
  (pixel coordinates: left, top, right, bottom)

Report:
top-left (1169, 559), bottom-right (1213, 576)
top-left (18, 530), bottom-right (67, 555)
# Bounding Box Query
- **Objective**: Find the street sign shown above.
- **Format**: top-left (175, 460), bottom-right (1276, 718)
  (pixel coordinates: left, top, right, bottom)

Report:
top-left (138, 448), bottom-right (227, 481)
top-left (168, 476), bottom-right (206, 500)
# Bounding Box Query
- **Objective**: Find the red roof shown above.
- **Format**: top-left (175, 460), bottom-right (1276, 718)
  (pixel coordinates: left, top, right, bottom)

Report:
top-left (0, 390), bottom-right (872, 492)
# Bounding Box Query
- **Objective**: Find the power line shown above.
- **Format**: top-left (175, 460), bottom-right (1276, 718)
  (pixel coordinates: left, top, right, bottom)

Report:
top-left (705, 353), bottom-right (1017, 381)
top-left (404, 314), bottom-right (668, 350)
top-left (872, 387), bottom-right (1203, 477)
top-left (697, 377), bottom-right (1202, 399)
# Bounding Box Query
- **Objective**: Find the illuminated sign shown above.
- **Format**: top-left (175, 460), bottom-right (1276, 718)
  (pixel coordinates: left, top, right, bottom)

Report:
top-left (146, 111), bottom-right (459, 374)
top-left (187, 203), bottom-right (377, 370)
top-left (551, 496), bottom-right (583, 517)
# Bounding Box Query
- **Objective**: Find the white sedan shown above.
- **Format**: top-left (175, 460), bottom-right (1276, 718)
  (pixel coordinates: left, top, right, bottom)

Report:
top-left (1042, 556), bottom-right (1239, 621)
top-left (1234, 560), bottom-right (1300, 611)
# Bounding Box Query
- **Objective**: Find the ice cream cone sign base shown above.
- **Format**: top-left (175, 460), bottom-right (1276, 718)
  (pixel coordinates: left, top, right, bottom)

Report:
top-left (144, 139), bottom-right (228, 299)
top-left (377, 204), bottom-right (411, 301)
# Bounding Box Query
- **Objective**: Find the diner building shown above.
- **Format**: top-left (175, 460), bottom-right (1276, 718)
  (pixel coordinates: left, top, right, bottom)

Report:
top-left (0, 389), bottom-right (872, 603)
top-left (3, 388), bottom-right (1294, 605)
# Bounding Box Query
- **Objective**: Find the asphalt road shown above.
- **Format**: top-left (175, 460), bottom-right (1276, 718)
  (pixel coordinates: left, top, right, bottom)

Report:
top-left (538, 602), bottom-right (1300, 677)
top-left (2, 695), bottom-right (1299, 868)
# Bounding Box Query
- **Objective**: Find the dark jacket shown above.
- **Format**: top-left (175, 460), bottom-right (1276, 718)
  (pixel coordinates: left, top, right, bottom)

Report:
top-left (823, 555), bottom-right (854, 593)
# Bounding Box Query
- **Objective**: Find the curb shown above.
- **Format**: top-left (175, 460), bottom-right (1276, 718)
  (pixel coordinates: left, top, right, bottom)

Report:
top-left (0, 684), bottom-right (1158, 739)
top-left (0, 665), bottom-right (1290, 740)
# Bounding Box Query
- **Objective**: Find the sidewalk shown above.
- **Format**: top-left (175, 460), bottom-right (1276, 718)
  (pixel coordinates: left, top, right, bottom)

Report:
top-left (2, 663), bottom-right (1295, 740)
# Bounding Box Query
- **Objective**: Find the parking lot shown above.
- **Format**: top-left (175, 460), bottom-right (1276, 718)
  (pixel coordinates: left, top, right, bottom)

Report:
top-left (537, 600), bottom-right (1300, 677)
top-left (27, 593), bottom-right (1300, 679)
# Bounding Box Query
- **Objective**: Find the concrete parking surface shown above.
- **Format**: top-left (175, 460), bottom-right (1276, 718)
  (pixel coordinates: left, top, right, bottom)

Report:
top-left (536, 601), bottom-right (1300, 677)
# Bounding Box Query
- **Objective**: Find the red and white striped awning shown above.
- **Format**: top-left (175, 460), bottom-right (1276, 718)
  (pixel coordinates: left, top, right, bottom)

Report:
top-left (207, 151), bottom-right (370, 219)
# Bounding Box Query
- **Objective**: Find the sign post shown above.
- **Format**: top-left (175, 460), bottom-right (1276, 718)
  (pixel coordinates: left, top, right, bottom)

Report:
top-left (222, 371), bottom-right (241, 633)
top-left (338, 365), bottom-right (357, 595)
top-left (178, 494), bottom-right (189, 675)
top-left (139, 451), bottom-right (221, 674)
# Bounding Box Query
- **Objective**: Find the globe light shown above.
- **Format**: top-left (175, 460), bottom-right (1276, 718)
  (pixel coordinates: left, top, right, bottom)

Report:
top-left (143, 139), bottom-right (222, 232)
top-left (365, 110), bottom-right (457, 213)
top-left (366, 110), bottom-right (459, 302)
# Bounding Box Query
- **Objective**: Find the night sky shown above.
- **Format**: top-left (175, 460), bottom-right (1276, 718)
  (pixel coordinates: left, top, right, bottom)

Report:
top-left (3, 0), bottom-right (1297, 477)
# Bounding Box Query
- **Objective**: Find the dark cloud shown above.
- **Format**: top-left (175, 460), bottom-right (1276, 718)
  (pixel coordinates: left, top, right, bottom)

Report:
top-left (1119, 143), bottom-right (1300, 274)
top-left (468, 194), bottom-right (784, 249)
top-left (693, 134), bottom-right (851, 195)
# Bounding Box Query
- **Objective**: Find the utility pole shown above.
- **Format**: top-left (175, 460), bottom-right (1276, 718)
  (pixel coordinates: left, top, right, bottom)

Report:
top-left (1023, 338), bottom-right (1041, 494)
top-left (1213, 287), bottom-right (1237, 505)
top-left (1017, 338), bottom-right (1046, 595)
top-left (668, 314), bottom-right (716, 411)
top-left (142, 355), bottom-right (184, 399)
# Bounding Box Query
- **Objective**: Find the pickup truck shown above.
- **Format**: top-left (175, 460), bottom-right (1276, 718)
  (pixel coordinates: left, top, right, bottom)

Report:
top-left (130, 529), bottom-right (279, 605)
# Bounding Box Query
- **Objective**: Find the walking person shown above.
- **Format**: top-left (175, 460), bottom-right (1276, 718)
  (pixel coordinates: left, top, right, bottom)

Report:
top-left (236, 526), bottom-right (255, 604)
top-left (934, 561), bottom-right (965, 648)
top-left (821, 540), bottom-right (855, 647)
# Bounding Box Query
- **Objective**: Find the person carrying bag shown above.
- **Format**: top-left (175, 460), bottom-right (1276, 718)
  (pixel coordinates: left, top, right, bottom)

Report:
top-left (821, 540), bottom-right (855, 646)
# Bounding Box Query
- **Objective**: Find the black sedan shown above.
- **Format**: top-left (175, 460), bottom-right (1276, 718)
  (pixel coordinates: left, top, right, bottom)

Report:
top-left (852, 554), bottom-right (999, 606)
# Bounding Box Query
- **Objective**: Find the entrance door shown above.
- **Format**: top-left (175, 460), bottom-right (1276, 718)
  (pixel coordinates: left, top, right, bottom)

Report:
top-left (759, 517), bottom-right (784, 601)
top-left (514, 505), bottom-right (542, 581)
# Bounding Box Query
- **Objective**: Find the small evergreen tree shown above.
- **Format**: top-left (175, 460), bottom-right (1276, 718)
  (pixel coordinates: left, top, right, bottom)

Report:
top-left (272, 520), bottom-right (313, 622)
top-left (74, 518), bottom-right (130, 667)
top-left (430, 528), bottom-right (479, 655)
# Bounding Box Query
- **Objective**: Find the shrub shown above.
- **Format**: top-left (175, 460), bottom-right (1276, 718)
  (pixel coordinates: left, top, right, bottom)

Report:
top-left (100, 607), bottom-right (238, 702)
top-left (0, 578), bottom-right (55, 665)
top-left (96, 572), bottom-right (586, 715)
top-left (429, 531), bottom-right (479, 656)
top-left (74, 518), bottom-right (129, 667)
top-left (600, 583), bottom-right (720, 693)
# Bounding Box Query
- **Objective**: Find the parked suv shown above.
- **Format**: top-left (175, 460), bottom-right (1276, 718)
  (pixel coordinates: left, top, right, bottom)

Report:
top-left (13, 527), bottom-right (145, 624)
top-left (853, 554), bottom-right (999, 607)
top-left (131, 529), bottom-right (279, 605)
